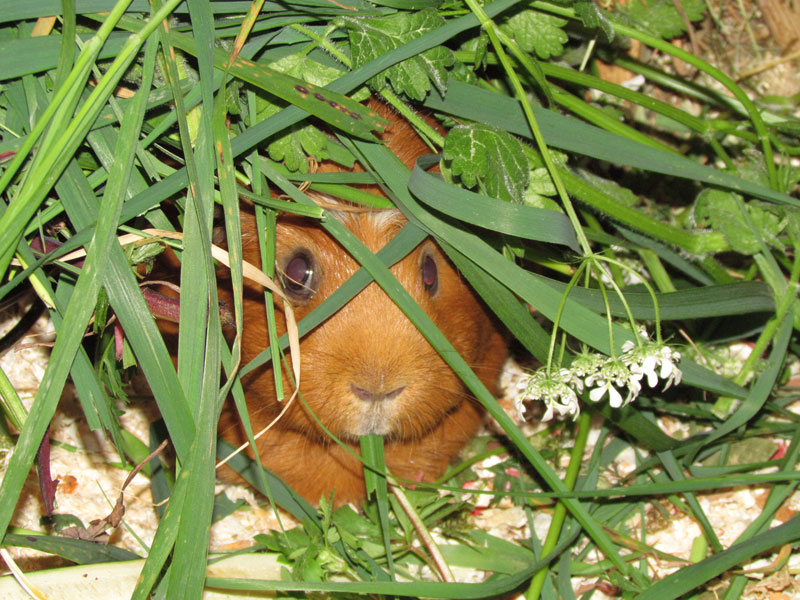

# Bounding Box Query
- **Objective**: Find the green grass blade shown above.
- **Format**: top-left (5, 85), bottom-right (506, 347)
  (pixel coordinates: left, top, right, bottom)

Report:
top-left (2, 533), bottom-right (140, 564)
top-left (409, 157), bottom-right (578, 251)
top-left (636, 515), bottom-right (800, 600)
top-left (360, 435), bottom-right (395, 575)
top-left (423, 80), bottom-right (800, 208)
top-left (0, 34), bottom-right (129, 81)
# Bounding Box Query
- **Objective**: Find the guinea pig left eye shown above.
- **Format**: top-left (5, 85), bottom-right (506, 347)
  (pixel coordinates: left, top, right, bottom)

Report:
top-left (282, 251), bottom-right (316, 299)
top-left (421, 253), bottom-right (438, 294)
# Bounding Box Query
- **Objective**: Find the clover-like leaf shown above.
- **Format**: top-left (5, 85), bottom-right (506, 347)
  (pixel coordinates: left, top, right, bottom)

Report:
top-left (619, 0), bottom-right (706, 39)
top-left (338, 8), bottom-right (454, 101)
top-left (501, 10), bottom-right (568, 60)
top-left (443, 123), bottom-right (529, 204)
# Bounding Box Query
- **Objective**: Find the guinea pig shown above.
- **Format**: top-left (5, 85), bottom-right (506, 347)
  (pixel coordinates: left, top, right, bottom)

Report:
top-left (217, 100), bottom-right (507, 506)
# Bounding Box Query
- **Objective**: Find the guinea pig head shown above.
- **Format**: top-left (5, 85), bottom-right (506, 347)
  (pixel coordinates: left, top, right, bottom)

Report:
top-left (232, 208), bottom-right (507, 446)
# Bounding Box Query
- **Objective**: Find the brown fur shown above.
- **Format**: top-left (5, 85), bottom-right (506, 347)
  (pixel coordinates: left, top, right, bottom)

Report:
top-left (216, 100), bottom-right (507, 506)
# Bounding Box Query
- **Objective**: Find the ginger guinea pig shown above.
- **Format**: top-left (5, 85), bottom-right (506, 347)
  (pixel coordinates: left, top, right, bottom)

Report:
top-left (218, 102), bottom-right (507, 506)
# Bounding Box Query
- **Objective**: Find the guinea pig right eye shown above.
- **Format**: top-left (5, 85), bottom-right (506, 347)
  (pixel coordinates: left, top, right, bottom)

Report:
top-left (281, 251), bottom-right (317, 300)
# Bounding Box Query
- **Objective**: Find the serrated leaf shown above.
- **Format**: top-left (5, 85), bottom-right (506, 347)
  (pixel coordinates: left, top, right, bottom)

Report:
top-left (501, 10), bottom-right (568, 60)
top-left (443, 123), bottom-right (529, 203)
top-left (693, 189), bottom-right (759, 254)
top-left (574, 1), bottom-right (615, 42)
top-left (255, 53), bottom-right (370, 172)
top-left (269, 53), bottom-right (369, 97)
top-left (524, 167), bottom-right (562, 210)
top-left (339, 8), bottom-right (454, 101)
top-left (266, 121), bottom-right (330, 173)
top-left (620, 0), bottom-right (706, 39)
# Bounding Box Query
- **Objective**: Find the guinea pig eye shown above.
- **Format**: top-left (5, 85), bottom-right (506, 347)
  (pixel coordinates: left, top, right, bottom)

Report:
top-left (281, 251), bottom-right (316, 299)
top-left (421, 253), bottom-right (438, 295)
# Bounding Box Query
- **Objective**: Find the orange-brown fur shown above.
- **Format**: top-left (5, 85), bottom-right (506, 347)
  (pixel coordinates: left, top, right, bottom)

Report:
top-left (217, 100), bottom-right (507, 506)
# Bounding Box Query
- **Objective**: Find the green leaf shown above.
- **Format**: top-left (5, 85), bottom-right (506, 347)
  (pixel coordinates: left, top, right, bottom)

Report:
top-left (693, 189), bottom-right (762, 254)
top-left (2, 533), bottom-right (140, 564)
top-left (265, 119), bottom-right (331, 173)
top-left (255, 53), bottom-right (370, 172)
top-left (619, 0), bottom-right (706, 39)
top-left (524, 168), bottom-right (562, 210)
top-left (339, 8), bottom-right (454, 101)
top-left (443, 123), bottom-right (529, 203)
top-left (500, 10), bottom-right (568, 60)
top-left (578, 169), bottom-right (639, 207)
top-left (410, 156), bottom-right (578, 250)
top-left (748, 201), bottom-right (786, 250)
top-left (424, 80), bottom-right (799, 209)
top-left (574, 1), bottom-right (615, 42)
top-left (440, 530), bottom-right (535, 574)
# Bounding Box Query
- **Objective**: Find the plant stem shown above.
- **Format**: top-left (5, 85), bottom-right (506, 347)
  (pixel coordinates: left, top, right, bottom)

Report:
top-left (389, 481), bottom-right (455, 583)
top-left (462, 0), bottom-right (593, 258)
top-left (526, 411), bottom-right (591, 600)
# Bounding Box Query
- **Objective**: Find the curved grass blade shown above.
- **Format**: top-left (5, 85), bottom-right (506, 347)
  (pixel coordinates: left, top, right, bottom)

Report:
top-left (409, 159), bottom-right (578, 251)
top-left (2, 533), bottom-right (140, 564)
top-left (424, 80), bottom-right (800, 208)
top-left (636, 515), bottom-right (800, 600)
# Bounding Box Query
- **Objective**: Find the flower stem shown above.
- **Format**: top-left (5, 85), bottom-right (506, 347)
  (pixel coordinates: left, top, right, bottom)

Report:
top-left (525, 411), bottom-right (591, 600)
top-left (462, 0), bottom-right (592, 259)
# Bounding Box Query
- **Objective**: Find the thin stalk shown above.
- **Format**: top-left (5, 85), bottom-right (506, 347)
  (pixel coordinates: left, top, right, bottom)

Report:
top-left (389, 481), bottom-right (455, 583)
top-left (0, 367), bottom-right (27, 431)
top-left (526, 411), bottom-right (591, 600)
top-left (462, 0), bottom-right (593, 258)
top-left (546, 261), bottom-right (588, 372)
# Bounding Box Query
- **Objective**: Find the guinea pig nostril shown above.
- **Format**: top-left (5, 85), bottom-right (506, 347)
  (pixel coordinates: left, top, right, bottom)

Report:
top-left (350, 383), bottom-right (406, 402)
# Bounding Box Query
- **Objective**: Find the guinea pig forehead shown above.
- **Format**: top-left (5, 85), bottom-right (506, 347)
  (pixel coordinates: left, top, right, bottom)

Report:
top-left (335, 209), bottom-right (407, 254)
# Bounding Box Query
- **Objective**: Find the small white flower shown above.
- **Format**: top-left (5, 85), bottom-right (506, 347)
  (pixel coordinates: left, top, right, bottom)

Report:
top-left (586, 357), bottom-right (638, 408)
top-left (623, 339), bottom-right (682, 391)
top-left (517, 368), bottom-right (581, 421)
top-left (589, 378), bottom-right (624, 408)
top-left (571, 348), bottom-right (604, 380)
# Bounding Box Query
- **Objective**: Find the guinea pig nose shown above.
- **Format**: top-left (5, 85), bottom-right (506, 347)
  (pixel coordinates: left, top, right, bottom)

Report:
top-left (350, 383), bottom-right (405, 403)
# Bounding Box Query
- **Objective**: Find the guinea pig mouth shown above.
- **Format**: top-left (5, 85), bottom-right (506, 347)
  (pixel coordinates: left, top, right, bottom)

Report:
top-left (351, 403), bottom-right (397, 437)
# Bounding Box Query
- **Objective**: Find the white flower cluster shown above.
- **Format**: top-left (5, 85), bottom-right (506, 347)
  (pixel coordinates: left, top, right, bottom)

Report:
top-left (515, 340), bottom-right (682, 421)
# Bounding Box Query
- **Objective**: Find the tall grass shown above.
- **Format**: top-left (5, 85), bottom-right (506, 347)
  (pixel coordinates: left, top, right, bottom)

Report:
top-left (0, 0), bottom-right (798, 597)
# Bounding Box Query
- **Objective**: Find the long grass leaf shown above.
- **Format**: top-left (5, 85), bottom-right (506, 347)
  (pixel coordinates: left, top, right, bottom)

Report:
top-left (410, 161), bottom-right (578, 250)
top-left (423, 80), bottom-right (800, 208)
top-left (636, 515), bottom-right (800, 600)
